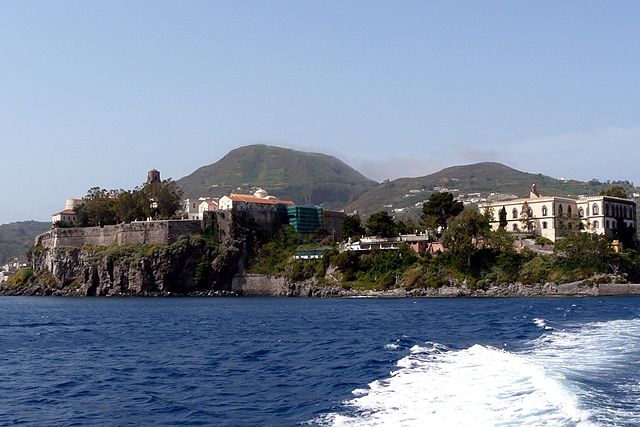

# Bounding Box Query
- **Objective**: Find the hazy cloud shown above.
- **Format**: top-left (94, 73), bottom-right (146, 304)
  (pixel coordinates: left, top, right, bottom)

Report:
top-left (352, 156), bottom-right (445, 181)
top-left (452, 144), bottom-right (503, 164)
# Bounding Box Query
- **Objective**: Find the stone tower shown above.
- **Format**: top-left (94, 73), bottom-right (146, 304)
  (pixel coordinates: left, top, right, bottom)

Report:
top-left (147, 169), bottom-right (161, 184)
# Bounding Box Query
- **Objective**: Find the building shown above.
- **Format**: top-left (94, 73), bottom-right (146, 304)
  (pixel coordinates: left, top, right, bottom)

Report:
top-left (218, 189), bottom-right (295, 211)
top-left (287, 205), bottom-right (323, 234)
top-left (323, 210), bottom-right (346, 241)
top-left (181, 199), bottom-right (200, 220)
top-left (51, 198), bottom-right (83, 226)
top-left (198, 199), bottom-right (219, 219)
top-left (480, 184), bottom-right (637, 242)
top-left (342, 233), bottom-right (438, 254)
top-left (147, 169), bottom-right (161, 184)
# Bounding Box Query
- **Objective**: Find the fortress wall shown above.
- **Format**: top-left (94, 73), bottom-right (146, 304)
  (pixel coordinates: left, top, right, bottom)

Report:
top-left (36, 220), bottom-right (203, 249)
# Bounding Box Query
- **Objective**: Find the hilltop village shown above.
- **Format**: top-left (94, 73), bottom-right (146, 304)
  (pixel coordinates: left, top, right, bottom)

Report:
top-left (3, 166), bottom-right (640, 296)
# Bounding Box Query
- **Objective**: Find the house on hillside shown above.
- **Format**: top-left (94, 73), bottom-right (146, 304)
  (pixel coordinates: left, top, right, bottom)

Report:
top-left (479, 184), bottom-right (637, 242)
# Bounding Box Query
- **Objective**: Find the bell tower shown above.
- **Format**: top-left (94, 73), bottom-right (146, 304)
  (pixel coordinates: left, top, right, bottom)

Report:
top-left (147, 169), bottom-right (161, 184)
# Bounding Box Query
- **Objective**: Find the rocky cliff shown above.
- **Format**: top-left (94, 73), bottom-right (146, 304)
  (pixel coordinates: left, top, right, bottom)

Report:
top-left (1, 210), bottom-right (267, 296)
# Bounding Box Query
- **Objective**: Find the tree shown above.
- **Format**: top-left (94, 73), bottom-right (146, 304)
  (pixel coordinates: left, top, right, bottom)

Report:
top-left (442, 208), bottom-right (490, 267)
top-left (341, 214), bottom-right (365, 241)
top-left (498, 206), bottom-right (508, 229)
top-left (553, 233), bottom-right (614, 272)
top-left (366, 211), bottom-right (397, 237)
top-left (421, 192), bottom-right (464, 231)
top-left (600, 185), bottom-right (628, 199)
top-left (519, 201), bottom-right (534, 233)
top-left (396, 218), bottom-right (420, 235)
top-left (143, 179), bottom-right (183, 219)
top-left (77, 187), bottom-right (118, 227)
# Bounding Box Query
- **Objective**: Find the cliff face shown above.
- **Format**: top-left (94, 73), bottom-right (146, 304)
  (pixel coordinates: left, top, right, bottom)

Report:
top-left (2, 211), bottom-right (265, 296)
top-left (22, 237), bottom-right (243, 296)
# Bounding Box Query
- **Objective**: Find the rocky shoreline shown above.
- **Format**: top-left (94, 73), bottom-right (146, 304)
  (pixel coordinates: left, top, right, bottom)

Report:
top-left (4, 270), bottom-right (640, 298)
top-left (232, 274), bottom-right (640, 298)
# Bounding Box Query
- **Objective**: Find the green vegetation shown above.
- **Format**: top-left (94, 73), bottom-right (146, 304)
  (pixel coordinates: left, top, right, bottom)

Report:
top-left (176, 144), bottom-right (377, 208)
top-left (346, 161), bottom-right (639, 217)
top-left (4, 267), bottom-right (33, 288)
top-left (366, 211), bottom-right (397, 237)
top-left (421, 192), bottom-right (464, 230)
top-left (0, 221), bottom-right (51, 264)
top-left (75, 179), bottom-right (182, 227)
top-left (600, 185), bottom-right (628, 198)
top-left (341, 214), bottom-right (365, 240)
top-left (246, 204), bottom-right (639, 291)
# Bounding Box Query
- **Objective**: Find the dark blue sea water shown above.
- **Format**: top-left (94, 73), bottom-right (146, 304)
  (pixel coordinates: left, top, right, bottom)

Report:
top-left (0, 297), bottom-right (639, 426)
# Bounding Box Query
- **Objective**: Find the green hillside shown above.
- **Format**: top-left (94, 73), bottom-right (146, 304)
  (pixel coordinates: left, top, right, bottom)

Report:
top-left (347, 162), bottom-right (639, 218)
top-left (0, 221), bottom-right (51, 264)
top-left (177, 144), bottom-right (377, 207)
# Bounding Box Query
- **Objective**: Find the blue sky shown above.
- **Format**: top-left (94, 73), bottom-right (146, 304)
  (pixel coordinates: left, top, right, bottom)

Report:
top-left (2, 1), bottom-right (640, 223)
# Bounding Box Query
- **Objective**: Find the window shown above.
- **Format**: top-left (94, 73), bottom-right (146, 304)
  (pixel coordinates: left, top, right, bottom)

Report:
top-left (578, 207), bottom-right (584, 218)
top-left (512, 224), bottom-right (519, 231)
top-left (512, 208), bottom-right (518, 219)
top-left (542, 205), bottom-right (548, 216)
top-left (606, 220), bottom-right (610, 229)
top-left (592, 204), bottom-right (599, 215)
top-left (593, 220), bottom-right (599, 229)
top-left (542, 221), bottom-right (548, 229)
top-left (558, 204), bottom-right (563, 215)
top-left (606, 205), bottom-right (610, 216)
top-left (567, 206), bottom-right (572, 216)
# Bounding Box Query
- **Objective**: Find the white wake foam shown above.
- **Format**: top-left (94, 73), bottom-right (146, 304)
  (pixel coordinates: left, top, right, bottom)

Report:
top-left (319, 318), bottom-right (640, 426)
top-left (321, 343), bottom-right (594, 426)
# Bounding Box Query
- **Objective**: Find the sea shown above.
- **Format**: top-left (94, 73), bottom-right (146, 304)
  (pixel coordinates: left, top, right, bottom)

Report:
top-left (0, 297), bottom-right (639, 426)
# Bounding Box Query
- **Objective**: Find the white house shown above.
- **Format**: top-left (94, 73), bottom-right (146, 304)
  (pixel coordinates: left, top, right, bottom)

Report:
top-left (218, 189), bottom-right (294, 211)
top-left (198, 199), bottom-right (219, 219)
top-left (51, 198), bottom-right (83, 226)
top-left (182, 198), bottom-right (201, 220)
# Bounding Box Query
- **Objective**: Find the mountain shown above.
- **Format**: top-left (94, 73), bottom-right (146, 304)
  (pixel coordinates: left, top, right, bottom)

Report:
top-left (0, 221), bottom-right (51, 264)
top-left (346, 162), bottom-right (639, 217)
top-left (177, 145), bottom-right (377, 207)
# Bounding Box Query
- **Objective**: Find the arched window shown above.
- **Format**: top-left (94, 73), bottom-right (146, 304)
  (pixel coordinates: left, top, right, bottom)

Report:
top-left (578, 207), bottom-right (584, 217)
top-left (542, 205), bottom-right (548, 216)
top-left (593, 220), bottom-right (599, 229)
top-left (512, 223), bottom-right (519, 231)
top-left (512, 208), bottom-right (518, 219)
top-left (592, 204), bottom-right (599, 215)
top-left (606, 220), bottom-right (610, 229)
top-left (558, 204), bottom-right (563, 215)
top-left (542, 221), bottom-right (548, 229)
top-left (567, 206), bottom-right (572, 216)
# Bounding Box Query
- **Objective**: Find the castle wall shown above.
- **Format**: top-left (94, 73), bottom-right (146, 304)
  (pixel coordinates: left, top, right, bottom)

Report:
top-left (36, 220), bottom-right (203, 249)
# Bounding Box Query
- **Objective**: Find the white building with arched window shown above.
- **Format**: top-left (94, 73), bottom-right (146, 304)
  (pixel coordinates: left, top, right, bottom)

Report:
top-left (480, 185), bottom-right (637, 242)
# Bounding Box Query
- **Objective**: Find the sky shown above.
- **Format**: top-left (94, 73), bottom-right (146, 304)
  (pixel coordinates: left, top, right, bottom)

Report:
top-left (2, 1), bottom-right (640, 223)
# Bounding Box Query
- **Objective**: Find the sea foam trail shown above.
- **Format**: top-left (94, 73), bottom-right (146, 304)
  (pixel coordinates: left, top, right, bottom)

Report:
top-left (321, 343), bottom-right (594, 427)
top-left (321, 318), bottom-right (640, 427)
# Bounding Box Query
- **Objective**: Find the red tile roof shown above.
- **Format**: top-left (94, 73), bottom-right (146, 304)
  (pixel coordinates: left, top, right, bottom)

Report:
top-left (228, 194), bottom-right (295, 205)
top-left (53, 209), bottom-right (78, 215)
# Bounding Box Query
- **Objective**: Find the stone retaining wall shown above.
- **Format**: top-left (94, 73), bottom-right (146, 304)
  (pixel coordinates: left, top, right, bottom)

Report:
top-left (36, 220), bottom-right (203, 249)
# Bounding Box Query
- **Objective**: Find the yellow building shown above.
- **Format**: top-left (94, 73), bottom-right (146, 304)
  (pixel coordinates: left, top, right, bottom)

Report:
top-left (480, 185), bottom-right (637, 242)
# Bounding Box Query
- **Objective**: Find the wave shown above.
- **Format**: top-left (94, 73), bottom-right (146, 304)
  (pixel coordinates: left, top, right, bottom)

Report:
top-left (319, 318), bottom-right (640, 426)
